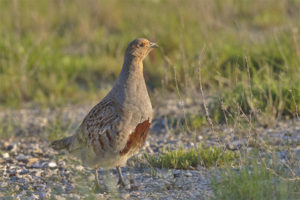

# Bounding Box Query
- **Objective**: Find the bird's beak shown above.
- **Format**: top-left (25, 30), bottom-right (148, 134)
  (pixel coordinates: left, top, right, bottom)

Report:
top-left (150, 42), bottom-right (159, 48)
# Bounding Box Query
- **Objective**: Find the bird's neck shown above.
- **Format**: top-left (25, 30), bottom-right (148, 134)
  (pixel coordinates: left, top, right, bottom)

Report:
top-left (121, 55), bottom-right (144, 77)
top-left (112, 55), bottom-right (146, 93)
top-left (109, 55), bottom-right (147, 105)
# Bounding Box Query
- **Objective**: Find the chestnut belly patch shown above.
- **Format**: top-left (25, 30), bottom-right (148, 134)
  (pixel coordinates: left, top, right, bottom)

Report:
top-left (120, 119), bottom-right (150, 156)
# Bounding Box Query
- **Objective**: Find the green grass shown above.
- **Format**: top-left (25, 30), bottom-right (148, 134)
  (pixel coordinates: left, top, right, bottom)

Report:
top-left (209, 56), bottom-right (300, 124)
top-left (145, 145), bottom-right (238, 169)
top-left (211, 156), bottom-right (300, 200)
top-left (0, 0), bottom-right (299, 118)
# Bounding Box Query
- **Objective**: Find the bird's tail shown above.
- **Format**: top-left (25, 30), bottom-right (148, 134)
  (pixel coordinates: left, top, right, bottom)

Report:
top-left (50, 130), bottom-right (85, 155)
top-left (50, 136), bottom-right (74, 151)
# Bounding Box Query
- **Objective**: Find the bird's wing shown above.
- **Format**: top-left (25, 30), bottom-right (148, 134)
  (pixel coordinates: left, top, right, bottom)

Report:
top-left (78, 98), bottom-right (135, 154)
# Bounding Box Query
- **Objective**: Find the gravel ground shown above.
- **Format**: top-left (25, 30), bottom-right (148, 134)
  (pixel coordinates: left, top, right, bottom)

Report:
top-left (0, 137), bottom-right (213, 200)
top-left (0, 99), bottom-right (299, 199)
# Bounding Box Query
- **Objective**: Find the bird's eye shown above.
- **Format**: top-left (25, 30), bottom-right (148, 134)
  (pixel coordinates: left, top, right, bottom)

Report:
top-left (139, 43), bottom-right (144, 47)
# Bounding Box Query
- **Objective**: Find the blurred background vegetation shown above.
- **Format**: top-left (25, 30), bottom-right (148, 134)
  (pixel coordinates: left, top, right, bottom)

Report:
top-left (0, 0), bottom-right (299, 121)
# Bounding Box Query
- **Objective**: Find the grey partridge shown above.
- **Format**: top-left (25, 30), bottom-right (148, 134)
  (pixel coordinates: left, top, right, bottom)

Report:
top-left (51, 38), bottom-right (158, 188)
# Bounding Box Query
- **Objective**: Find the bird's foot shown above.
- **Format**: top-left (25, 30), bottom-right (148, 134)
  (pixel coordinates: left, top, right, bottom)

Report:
top-left (117, 178), bottom-right (126, 187)
top-left (116, 166), bottom-right (126, 187)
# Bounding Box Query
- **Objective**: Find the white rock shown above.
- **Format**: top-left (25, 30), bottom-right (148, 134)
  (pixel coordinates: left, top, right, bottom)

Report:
top-left (48, 162), bottom-right (57, 168)
top-left (3, 152), bottom-right (9, 158)
top-left (185, 172), bottom-right (193, 177)
top-left (197, 135), bottom-right (203, 141)
top-left (75, 165), bottom-right (84, 171)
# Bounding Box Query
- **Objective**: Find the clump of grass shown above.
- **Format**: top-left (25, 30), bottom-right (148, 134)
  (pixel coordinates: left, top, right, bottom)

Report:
top-left (186, 114), bottom-right (207, 130)
top-left (145, 145), bottom-right (238, 169)
top-left (209, 58), bottom-right (300, 124)
top-left (211, 156), bottom-right (300, 200)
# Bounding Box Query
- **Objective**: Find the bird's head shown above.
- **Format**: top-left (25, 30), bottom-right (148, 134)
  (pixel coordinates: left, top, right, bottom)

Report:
top-left (125, 38), bottom-right (158, 61)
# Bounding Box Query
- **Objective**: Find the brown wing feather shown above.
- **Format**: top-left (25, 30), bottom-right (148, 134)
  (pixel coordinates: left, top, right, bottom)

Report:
top-left (79, 98), bottom-right (122, 152)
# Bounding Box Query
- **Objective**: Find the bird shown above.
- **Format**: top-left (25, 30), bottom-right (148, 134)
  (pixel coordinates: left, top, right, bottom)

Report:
top-left (51, 38), bottom-right (158, 188)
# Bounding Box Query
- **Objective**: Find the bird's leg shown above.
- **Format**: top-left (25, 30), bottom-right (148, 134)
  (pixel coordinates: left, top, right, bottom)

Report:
top-left (116, 166), bottom-right (126, 187)
top-left (94, 168), bottom-right (101, 190)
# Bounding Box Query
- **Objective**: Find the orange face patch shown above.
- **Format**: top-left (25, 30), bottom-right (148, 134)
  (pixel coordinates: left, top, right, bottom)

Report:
top-left (120, 120), bottom-right (150, 156)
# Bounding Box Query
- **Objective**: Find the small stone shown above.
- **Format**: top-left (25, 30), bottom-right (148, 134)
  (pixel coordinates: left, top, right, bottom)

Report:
top-left (173, 170), bottom-right (181, 178)
top-left (129, 178), bottom-right (135, 184)
top-left (15, 185), bottom-right (20, 191)
top-left (20, 169), bottom-right (29, 175)
top-left (197, 135), bottom-right (203, 141)
top-left (30, 194), bottom-right (40, 200)
top-left (3, 152), bottom-right (9, 158)
top-left (16, 154), bottom-right (31, 161)
top-left (95, 193), bottom-right (105, 199)
top-left (48, 162), bottom-right (57, 168)
top-left (88, 174), bottom-right (95, 182)
top-left (27, 157), bottom-right (39, 167)
top-left (185, 172), bottom-right (192, 177)
top-left (31, 162), bottom-right (46, 169)
top-left (121, 193), bottom-right (130, 199)
top-left (226, 144), bottom-right (236, 150)
top-left (226, 140), bottom-right (244, 151)
top-left (34, 170), bottom-right (43, 177)
top-left (68, 194), bottom-right (81, 200)
top-left (55, 195), bottom-right (66, 200)
top-left (75, 165), bottom-right (84, 171)
top-left (6, 144), bottom-right (15, 151)
top-left (1, 182), bottom-right (8, 187)
top-left (8, 170), bottom-right (17, 177)
top-left (130, 184), bottom-right (141, 191)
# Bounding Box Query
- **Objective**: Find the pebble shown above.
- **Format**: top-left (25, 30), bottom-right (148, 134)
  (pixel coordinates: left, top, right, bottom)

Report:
top-left (185, 172), bottom-right (193, 177)
top-left (197, 135), bottom-right (203, 141)
top-left (75, 165), bottom-right (84, 171)
top-left (16, 154), bottom-right (31, 161)
top-left (55, 195), bottom-right (66, 200)
top-left (226, 140), bottom-right (244, 151)
top-left (48, 162), bottom-right (57, 168)
top-left (173, 170), bottom-right (181, 178)
top-left (3, 152), bottom-right (10, 158)
top-left (31, 162), bottom-right (45, 168)
top-left (121, 193), bottom-right (130, 199)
